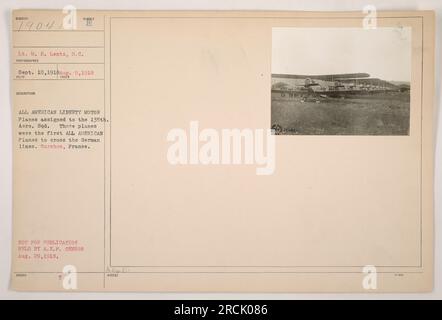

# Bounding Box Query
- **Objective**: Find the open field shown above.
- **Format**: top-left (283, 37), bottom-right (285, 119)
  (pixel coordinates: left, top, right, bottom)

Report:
top-left (271, 92), bottom-right (410, 135)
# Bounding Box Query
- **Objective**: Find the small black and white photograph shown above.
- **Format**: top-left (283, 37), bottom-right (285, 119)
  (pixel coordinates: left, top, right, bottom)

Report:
top-left (271, 27), bottom-right (411, 135)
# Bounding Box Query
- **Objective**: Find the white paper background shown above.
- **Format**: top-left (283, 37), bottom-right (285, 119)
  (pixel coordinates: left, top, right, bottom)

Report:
top-left (0, 0), bottom-right (441, 299)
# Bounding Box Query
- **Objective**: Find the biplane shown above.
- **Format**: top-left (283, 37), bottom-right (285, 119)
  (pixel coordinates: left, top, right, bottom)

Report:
top-left (271, 73), bottom-right (402, 99)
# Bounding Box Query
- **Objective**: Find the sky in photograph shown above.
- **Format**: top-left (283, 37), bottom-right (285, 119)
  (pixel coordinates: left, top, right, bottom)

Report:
top-left (272, 27), bottom-right (412, 82)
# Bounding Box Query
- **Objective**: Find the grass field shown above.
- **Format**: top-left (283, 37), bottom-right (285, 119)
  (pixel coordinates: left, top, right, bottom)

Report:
top-left (271, 92), bottom-right (410, 135)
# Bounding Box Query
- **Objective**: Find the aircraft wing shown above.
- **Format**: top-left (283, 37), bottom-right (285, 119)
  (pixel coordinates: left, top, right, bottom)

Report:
top-left (272, 73), bottom-right (370, 81)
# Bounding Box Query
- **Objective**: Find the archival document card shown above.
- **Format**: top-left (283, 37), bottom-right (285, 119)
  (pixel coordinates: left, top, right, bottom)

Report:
top-left (11, 10), bottom-right (435, 292)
